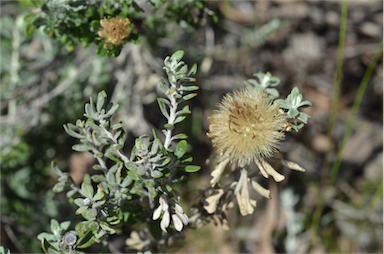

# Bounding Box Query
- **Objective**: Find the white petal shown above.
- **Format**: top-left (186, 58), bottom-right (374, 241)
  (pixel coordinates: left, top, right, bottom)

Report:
top-left (159, 196), bottom-right (165, 205)
top-left (172, 214), bottom-right (183, 231)
top-left (153, 206), bottom-right (162, 220)
top-left (236, 169), bottom-right (256, 216)
top-left (176, 211), bottom-right (189, 225)
top-left (281, 160), bottom-right (305, 172)
top-left (204, 189), bottom-right (224, 214)
top-left (255, 159), bottom-right (269, 179)
top-left (159, 196), bottom-right (169, 210)
top-left (261, 159), bottom-right (285, 182)
top-left (160, 211), bottom-right (170, 232)
top-left (210, 158), bottom-right (230, 186)
top-left (251, 180), bottom-right (271, 198)
top-left (125, 231), bottom-right (151, 250)
top-left (236, 193), bottom-right (255, 216)
top-left (174, 203), bottom-right (183, 214)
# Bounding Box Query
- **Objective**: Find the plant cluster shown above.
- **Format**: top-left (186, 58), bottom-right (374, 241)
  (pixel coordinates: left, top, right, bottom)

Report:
top-left (189, 72), bottom-right (311, 226)
top-left (0, 9), bottom-right (111, 252)
top-left (26, 0), bottom-right (213, 56)
top-left (38, 51), bottom-right (201, 253)
top-left (37, 51), bottom-right (311, 253)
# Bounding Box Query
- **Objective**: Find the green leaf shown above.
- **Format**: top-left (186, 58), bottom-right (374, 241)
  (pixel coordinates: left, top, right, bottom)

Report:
top-left (94, 229), bottom-right (106, 240)
top-left (25, 22), bottom-right (37, 37)
top-left (157, 98), bottom-right (170, 118)
top-left (121, 175), bottom-right (132, 187)
top-left (100, 221), bottom-right (115, 234)
top-left (127, 170), bottom-right (139, 181)
top-left (182, 93), bottom-right (197, 101)
top-left (287, 108), bottom-right (299, 118)
top-left (274, 99), bottom-right (290, 109)
top-left (171, 133), bottom-right (188, 141)
top-left (245, 72), bottom-right (281, 98)
top-left (179, 85), bottom-right (199, 91)
top-left (175, 140), bottom-right (188, 159)
top-left (93, 188), bottom-right (105, 202)
top-left (24, 12), bottom-right (37, 23)
top-left (106, 170), bottom-right (116, 185)
top-left (184, 165), bottom-right (201, 172)
top-left (76, 206), bottom-right (88, 215)
top-left (52, 181), bottom-right (66, 193)
top-left (158, 78), bottom-right (170, 94)
top-left (81, 181), bottom-right (94, 199)
top-left (74, 198), bottom-right (85, 207)
top-left (105, 103), bottom-right (119, 118)
top-left (165, 185), bottom-right (173, 192)
top-left (50, 219), bottom-right (60, 236)
top-left (0, 246), bottom-right (10, 254)
top-left (93, 200), bottom-right (106, 208)
top-left (266, 88), bottom-right (279, 98)
top-left (182, 156), bottom-right (193, 163)
top-left (188, 64), bottom-right (198, 76)
top-left (51, 162), bottom-right (63, 176)
top-left (150, 138), bottom-right (162, 155)
top-left (160, 156), bottom-right (171, 167)
top-left (298, 112), bottom-right (310, 123)
top-left (174, 115), bottom-right (186, 124)
top-left (72, 144), bottom-right (92, 152)
top-left (112, 122), bottom-right (123, 130)
top-left (82, 208), bottom-right (97, 221)
top-left (150, 170), bottom-right (163, 178)
top-left (84, 98), bottom-right (97, 120)
top-left (76, 230), bottom-right (95, 249)
top-left (125, 161), bottom-right (138, 172)
top-left (164, 124), bottom-right (174, 130)
top-left (60, 221), bottom-right (71, 231)
top-left (171, 50), bottom-right (184, 61)
top-left (37, 232), bottom-right (53, 242)
top-left (292, 122), bottom-right (305, 132)
top-left (66, 189), bottom-right (77, 199)
top-left (298, 100), bottom-right (312, 108)
top-left (178, 65), bottom-right (188, 75)
top-left (176, 105), bottom-right (191, 116)
top-left (63, 123), bottom-right (84, 139)
top-left (96, 91), bottom-right (107, 113)
top-left (41, 238), bottom-right (59, 254)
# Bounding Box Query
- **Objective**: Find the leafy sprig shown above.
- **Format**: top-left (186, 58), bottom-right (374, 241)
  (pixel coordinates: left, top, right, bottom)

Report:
top-left (275, 87), bottom-right (312, 131)
top-left (158, 50), bottom-right (198, 149)
top-left (245, 72), bottom-right (281, 98)
top-left (25, 0), bottom-right (211, 56)
top-left (40, 51), bottom-right (200, 253)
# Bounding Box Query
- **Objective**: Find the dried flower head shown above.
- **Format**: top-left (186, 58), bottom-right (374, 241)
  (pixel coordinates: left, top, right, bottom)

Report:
top-left (207, 88), bottom-right (286, 167)
top-left (98, 17), bottom-right (131, 45)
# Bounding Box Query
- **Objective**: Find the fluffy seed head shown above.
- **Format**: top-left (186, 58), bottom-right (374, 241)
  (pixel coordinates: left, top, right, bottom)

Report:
top-left (207, 88), bottom-right (286, 167)
top-left (98, 17), bottom-right (131, 45)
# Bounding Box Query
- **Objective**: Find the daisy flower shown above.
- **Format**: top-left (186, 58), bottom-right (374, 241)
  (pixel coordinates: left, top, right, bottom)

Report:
top-left (207, 88), bottom-right (286, 168)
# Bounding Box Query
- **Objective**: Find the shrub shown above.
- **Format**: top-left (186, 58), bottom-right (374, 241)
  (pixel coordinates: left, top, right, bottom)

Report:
top-left (38, 51), bottom-right (310, 253)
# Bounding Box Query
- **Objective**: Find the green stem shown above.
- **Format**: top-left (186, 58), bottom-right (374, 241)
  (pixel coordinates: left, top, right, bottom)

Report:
top-left (311, 42), bottom-right (383, 244)
top-left (329, 42), bottom-right (383, 185)
top-left (312, 0), bottom-right (350, 237)
top-left (368, 179), bottom-right (383, 212)
top-left (323, 0), bottom-right (349, 186)
top-left (327, 0), bottom-right (349, 142)
top-left (164, 93), bottom-right (177, 150)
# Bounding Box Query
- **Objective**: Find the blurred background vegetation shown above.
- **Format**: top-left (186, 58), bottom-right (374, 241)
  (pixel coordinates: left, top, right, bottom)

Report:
top-left (0, 0), bottom-right (382, 253)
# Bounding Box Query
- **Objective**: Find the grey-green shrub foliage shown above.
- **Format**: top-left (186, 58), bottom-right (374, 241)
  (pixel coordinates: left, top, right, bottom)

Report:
top-left (27, 0), bottom-right (211, 56)
top-left (37, 51), bottom-right (311, 253)
top-left (38, 50), bottom-right (200, 253)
